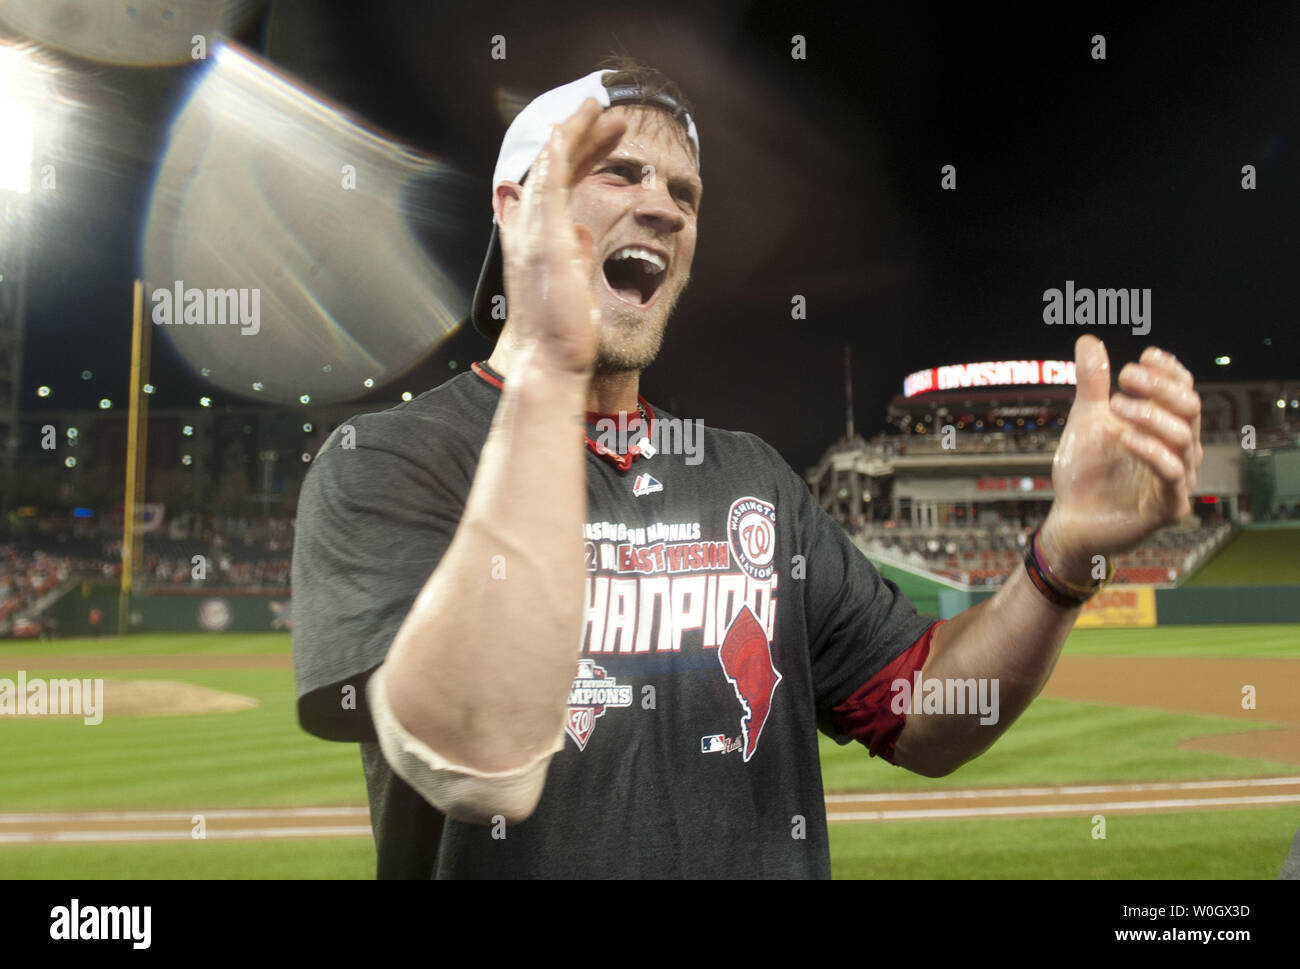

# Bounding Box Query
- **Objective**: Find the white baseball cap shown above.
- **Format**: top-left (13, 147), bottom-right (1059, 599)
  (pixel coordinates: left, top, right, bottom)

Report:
top-left (470, 68), bottom-right (701, 340)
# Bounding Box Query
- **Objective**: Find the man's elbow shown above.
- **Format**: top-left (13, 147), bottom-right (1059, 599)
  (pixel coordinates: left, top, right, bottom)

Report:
top-left (890, 723), bottom-right (977, 778)
top-left (366, 664), bottom-right (558, 827)
top-left (435, 781), bottom-right (546, 826)
top-left (894, 747), bottom-right (964, 778)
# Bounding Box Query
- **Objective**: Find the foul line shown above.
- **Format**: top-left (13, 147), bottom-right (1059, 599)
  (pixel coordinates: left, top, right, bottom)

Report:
top-left (823, 776), bottom-right (1300, 803)
top-left (3, 780), bottom-right (1299, 842)
top-left (828, 793), bottom-right (1300, 822)
top-left (0, 807), bottom-right (367, 825)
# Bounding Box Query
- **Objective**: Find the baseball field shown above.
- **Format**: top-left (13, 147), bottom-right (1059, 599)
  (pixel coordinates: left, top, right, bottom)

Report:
top-left (1, 623), bottom-right (1297, 879)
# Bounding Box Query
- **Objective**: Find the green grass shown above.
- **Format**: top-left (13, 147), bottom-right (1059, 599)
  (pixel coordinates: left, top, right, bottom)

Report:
top-left (0, 669), bottom-right (365, 811)
top-left (820, 698), bottom-right (1295, 794)
top-left (823, 622), bottom-right (1299, 793)
top-left (1, 625), bottom-right (1297, 878)
top-left (1061, 623), bottom-right (1300, 657)
top-left (0, 838), bottom-right (375, 879)
top-left (1188, 529), bottom-right (1300, 586)
top-left (0, 632), bottom-right (292, 658)
top-left (829, 806), bottom-right (1299, 879)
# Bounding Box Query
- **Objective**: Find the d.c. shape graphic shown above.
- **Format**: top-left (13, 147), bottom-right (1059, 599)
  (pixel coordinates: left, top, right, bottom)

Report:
top-left (717, 606), bottom-right (782, 761)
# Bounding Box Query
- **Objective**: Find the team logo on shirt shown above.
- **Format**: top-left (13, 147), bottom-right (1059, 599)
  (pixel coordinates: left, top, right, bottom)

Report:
top-left (632, 473), bottom-right (662, 496)
top-left (565, 659), bottom-right (634, 751)
top-left (727, 497), bottom-right (777, 581)
top-left (576, 507), bottom-right (783, 763)
top-left (700, 734), bottom-right (743, 754)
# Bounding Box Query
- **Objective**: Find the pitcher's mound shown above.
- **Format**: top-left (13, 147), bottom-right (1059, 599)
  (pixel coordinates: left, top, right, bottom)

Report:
top-left (4, 679), bottom-right (259, 719)
top-left (107, 679), bottom-right (259, 717)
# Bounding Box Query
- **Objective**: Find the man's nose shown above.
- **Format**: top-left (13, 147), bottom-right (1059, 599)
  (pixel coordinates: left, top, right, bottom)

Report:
top-left (633, 180), bottom-right (686, 233)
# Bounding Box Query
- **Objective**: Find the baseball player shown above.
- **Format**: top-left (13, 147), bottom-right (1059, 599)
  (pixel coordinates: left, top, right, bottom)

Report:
top-left (292, 59), bottom-right (1205, 878)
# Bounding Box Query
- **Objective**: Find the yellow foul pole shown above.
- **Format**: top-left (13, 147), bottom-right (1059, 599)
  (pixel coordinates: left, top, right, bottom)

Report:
top-left (119, 279), bottom-right (151, 634)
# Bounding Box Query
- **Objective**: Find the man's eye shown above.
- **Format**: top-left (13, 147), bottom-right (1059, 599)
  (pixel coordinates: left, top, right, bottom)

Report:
top-left (600, 164), bottom-right (636, 180)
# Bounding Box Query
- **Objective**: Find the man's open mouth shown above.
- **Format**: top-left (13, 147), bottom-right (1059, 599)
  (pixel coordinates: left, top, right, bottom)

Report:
top-left (602, 245), bottom-right (667, 307)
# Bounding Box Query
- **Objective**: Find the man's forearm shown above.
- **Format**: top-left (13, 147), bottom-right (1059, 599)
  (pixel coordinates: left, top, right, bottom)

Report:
top-left (891, 514), bottom-right (1088, 776)
top-left (381, 355), bottom-right (590, 775)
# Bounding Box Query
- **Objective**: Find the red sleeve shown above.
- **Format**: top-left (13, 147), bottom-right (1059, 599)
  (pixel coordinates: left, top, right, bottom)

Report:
top-left (828, 619), bottom-right (947, 765)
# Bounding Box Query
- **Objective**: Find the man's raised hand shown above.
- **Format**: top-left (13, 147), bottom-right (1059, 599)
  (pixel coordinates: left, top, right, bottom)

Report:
top-left (495, 98), bottom-right (627, 377)
top-left (1044, 335), bottom-right (1204, 569)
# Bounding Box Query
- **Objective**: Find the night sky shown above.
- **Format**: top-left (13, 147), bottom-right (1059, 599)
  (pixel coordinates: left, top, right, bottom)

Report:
top-left (15, 1), bottom-right (1299, 474)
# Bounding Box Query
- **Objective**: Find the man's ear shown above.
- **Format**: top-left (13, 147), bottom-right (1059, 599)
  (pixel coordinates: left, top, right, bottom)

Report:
top-left (492, 180), bottom-right (524, 225)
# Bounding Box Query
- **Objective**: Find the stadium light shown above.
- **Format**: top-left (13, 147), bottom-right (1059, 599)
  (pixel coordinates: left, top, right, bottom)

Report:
top-left (0, 99), bottom-right (34, 193)
top-left (0, 41), bottom-right (73, 197)
top-left (1214, 355), bottom-right (1231, 366)
top-left (0, 49), bottom-right (36, 194)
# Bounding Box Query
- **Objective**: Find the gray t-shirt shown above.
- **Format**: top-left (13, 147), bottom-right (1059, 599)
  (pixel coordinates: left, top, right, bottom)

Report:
top-left (292, 362), bottom-right (934, 878)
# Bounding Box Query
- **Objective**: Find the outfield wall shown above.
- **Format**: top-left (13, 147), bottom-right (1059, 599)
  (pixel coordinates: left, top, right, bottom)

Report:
top-left (42, 583), bottom-right (290, 636)
top-left (1152, 586), bottom-right (1300, 624)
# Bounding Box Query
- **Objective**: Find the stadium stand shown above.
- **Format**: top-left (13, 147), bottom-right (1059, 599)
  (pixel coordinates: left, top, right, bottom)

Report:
top-left (855, 519), bottom-right (1233, 587)
top-left (0, 512), bottom-right (293, 596)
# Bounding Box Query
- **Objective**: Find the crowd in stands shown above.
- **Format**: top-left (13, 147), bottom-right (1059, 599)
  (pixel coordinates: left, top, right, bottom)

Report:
top-left (879, 428), bottom-right (1061, 454)
top-left (0, 511), bottom-right (294, 597)
top-left (0, 545), bottom-right (76, 622)
top-left (855, 515), bottom-right (1232, 587)
top-left (136, 511), bottom-right (293, 589)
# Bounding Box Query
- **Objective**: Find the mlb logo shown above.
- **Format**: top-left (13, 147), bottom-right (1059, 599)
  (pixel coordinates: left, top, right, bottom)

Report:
top-left (633, 473), bottom-right (663, 497)
top-left (701, 735), bottom-right (727, 753)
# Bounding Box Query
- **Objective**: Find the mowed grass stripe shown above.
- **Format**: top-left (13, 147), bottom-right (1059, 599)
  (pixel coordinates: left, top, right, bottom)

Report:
top-left (828, 806), bottom-right (1300, 879)
top-left (0, 667), bottom-right (363, 811)
top-left (3, 627), bottom-right (1297, 812)
top-left (820, 698), bottom-right (1296, 794)
top-left (1063, 623), bottom-right (1300, 657)
top-left (1, 807), bottom-right (1295, 879)
top-left (1, 718), bottom-right (363, 808)
top-left (0, 632), bottom-right (292, 658)
top-left (0, 837), bottom-right (375, 879)
top-left (2, 742), bottom-right (361, 810)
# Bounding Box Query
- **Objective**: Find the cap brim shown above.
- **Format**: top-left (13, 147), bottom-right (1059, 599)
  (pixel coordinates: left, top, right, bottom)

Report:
top-left (470, 220), bottom-right (505, 342)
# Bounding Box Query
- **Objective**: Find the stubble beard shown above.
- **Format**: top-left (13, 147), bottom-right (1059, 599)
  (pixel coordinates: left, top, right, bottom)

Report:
top-left (591, 269), bottom-right (690, 377)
